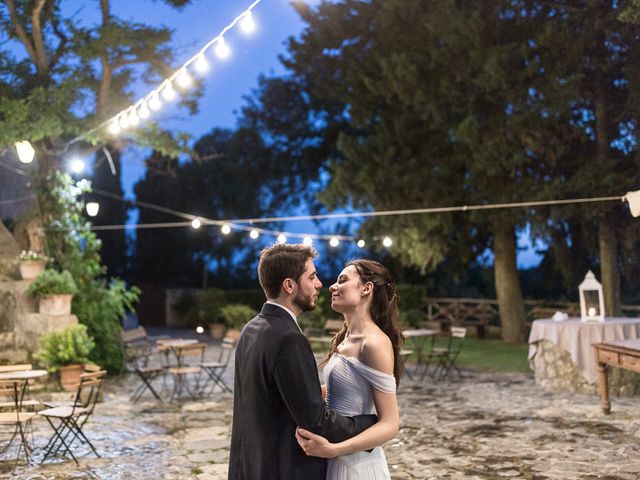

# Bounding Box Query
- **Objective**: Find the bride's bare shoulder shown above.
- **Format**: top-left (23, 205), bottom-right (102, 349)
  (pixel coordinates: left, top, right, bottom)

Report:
top-left (360, 331), bottom-right (393, 374)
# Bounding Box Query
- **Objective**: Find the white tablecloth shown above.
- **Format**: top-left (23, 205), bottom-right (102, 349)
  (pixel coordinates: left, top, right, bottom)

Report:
top-left (528, 317), bottom-right (640, 384)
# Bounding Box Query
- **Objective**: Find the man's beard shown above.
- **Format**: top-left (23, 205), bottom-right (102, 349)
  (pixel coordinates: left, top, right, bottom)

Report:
top-left (293, 290), bottom-right (317, 313)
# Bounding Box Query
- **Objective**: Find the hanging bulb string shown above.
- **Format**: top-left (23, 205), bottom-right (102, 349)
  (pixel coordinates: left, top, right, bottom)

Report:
top-left (63, 0), bottom-right (262, 150)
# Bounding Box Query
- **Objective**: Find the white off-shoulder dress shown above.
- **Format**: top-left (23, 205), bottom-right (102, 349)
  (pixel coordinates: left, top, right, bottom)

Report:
top-left (323, 353), bottom-right (396, 480)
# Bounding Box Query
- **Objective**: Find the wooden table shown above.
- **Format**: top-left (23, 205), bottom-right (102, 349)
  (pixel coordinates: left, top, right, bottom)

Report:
top-left (593, 339), bottom-right (640, 414)
top-left (0, 369), bottom-right (48, 381)
top-left (403, 329), bottom-right (437, 379)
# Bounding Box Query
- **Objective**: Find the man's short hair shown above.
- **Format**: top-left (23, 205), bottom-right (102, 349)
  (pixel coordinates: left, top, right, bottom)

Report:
top-left (258, 243), bottom-right (318, 299)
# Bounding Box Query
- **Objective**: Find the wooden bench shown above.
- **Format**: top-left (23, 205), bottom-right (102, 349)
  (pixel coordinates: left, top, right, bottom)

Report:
top-left (425, 298), bottom-right (496, 338)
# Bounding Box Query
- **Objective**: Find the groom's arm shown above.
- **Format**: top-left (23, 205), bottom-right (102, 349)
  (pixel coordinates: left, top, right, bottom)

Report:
top-left (274, 331), bottom-right (377, 443)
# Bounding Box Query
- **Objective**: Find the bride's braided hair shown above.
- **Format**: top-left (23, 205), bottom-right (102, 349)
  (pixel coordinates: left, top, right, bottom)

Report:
top-left (323, 259), bottom-right (405, 387)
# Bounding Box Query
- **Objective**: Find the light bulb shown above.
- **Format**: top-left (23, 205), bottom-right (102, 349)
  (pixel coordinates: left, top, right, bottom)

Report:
top-left (128, 110), bottom-right (140, 126)
top-left (162, 83), bottom-right (176, 101)
top-left (277, 234), bottom-right (287, 244)
top-left (221, 224), bottom-right (231, 235)
top-left (86, 202), bottom-right (100, 217)
top-left (329, 237), bottom-right (339, 247)
top-left (118, 115), bottom-right (130, 129)
top-left (196, 326), bottom-right (204, 334)
top-left (195, 53), bottom-right (209, 72)
top-left (249, 229), bottom-right (259, 239)
top-left (149, 94), bottom-right (162, 111)
top-left (215, 37), bottom-right (230, 59)
top-left (70, 158), bottom-right (85, 174)
top-left (176, 69), bottom-right (192, 89)
top-left (191, 218), bottom-right (201, 229)
top-left (138, 102), bottom-right (150, 119)
top-left (109, 120), bottom-right (121, 135)
top-left (357, 239), bottom-right (366, 248)
top-left (15, 141), bottom-right (35, 164)
top-left (382, 236), bottom-right (393, 248)
top-left (302, 236), bottom-right (313, 246)
top-left (240, 11), bottom-right (255, 33)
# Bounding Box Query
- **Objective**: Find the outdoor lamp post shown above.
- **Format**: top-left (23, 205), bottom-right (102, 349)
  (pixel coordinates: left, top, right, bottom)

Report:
top-left (579, 270), bottom-right (605, 322)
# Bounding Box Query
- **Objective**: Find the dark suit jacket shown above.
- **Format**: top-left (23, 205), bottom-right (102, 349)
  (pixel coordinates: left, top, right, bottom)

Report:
top-left (228, 303), bottom-right (377, 480)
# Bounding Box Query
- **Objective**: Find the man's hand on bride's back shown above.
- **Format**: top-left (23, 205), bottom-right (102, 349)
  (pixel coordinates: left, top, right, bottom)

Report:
top-left (295, 427), bottom-right (338, 458)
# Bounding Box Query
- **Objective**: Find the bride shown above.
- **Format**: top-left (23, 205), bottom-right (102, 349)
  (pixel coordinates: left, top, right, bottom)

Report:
top-left (296, 259), bottom-right (404, 480)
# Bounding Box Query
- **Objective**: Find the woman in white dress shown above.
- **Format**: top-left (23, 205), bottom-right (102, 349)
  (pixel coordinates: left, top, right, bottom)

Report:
top-left (296, 259), bottom-right (404, 480)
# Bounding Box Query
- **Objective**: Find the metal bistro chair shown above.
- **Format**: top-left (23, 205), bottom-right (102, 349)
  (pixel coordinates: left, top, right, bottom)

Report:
top-left (0, 378), bottom-right (38, 467)
top-left (421, 327), bottom-right (468, 381)
top-left (200, 337), bottom-right (236, 394)
top-left (38, 369), bottom-right (106, 465)
top-left (167, 343), bottom-right (206, 401)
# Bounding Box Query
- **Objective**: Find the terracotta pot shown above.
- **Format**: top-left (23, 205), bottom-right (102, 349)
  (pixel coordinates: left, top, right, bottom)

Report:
top-left (59, 364), bottom-right (84, 391)
top-left (19, 260), bottom-right (46, 280)
top-left (39, 294), bottom-right (73, 316)
top-left (209, 323), bottom-right (225, 340)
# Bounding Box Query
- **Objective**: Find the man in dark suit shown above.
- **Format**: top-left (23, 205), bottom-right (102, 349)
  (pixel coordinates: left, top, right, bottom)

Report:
top-left (229, 243), bottom-right (376, 480)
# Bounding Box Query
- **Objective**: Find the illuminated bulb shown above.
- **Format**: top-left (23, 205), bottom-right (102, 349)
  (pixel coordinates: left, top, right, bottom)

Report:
top-left (382, 236), bottom-right (393, 248)
top-left (176, 69), bottom-right (192, 89)
top-left (162, 83), bottom-right (176, 101)
top-left (329, 237), bottom-right (339, 247)
top-left (70, 158), bottom-right (85, 174)
top-left (149, 94), bottom-right (162, 111)
top-left (15, 141), bottom-right (35, 164)
top-left (240, 11), bottom-right (255, 33)
top-left (196, 326), bottom-right (204, 334)
top-left (588, 307), bottom-right (596, 317)
top-left (277, 234), bottom-right (287, 244)
top-left (138, 102), bottom-right (150, 119)
top-left (215, 37), bottom-right (230, 58)
top-left (195, 53), bottom-right (209, 72)
top-left (128, 110), bottom-right (140, 126)
top-left (221, 224), bottom-right (231, 235)
top-left (86, 202), bottom-right (100, 217)
top-left (249, 229), bottom-right (259, 239)
top-left (357, 239), bottom-right (366, 248)
top-left (109, 120), bottom-right (121, 135)
top-left (191, 218), bottom-right (201, 229)
top-left (302, 236), bottom-right (313, 246)
top-left (119, 115), bottom-right (130, 129)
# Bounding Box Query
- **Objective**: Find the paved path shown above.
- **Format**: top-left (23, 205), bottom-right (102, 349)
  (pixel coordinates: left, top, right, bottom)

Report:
top-left (1, 366), bottom-right (639, 479)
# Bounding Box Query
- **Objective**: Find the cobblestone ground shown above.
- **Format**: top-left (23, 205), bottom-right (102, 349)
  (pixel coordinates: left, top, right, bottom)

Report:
top-left (1, 365), bottom-right (639, 479)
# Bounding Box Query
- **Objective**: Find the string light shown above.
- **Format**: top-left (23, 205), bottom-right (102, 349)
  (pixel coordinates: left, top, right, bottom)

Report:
top-left (128, 110), bottom-right (140, 126)
top-left (192, 218), bottom-right (202, 229)
top-left (249, 228), bottom-right (259, 239)
top-left (329, 237), bottom-right (339, 247)
top-left (70, 158), bottom-right (85, 174)
top-left (64, 0), bottom-right (263, 146)
top-left (382, 237), bottom-right (393, 248)
top-left (138, 102), bottom-right (150, 120)
top-left (118, 115), bottom-right (130, 129)
top-left (357, 239), bottom-right (366, 248)
top-left (86, 202), bottom-right (100, 217)
top-left (302, 236), bottom-right (313, 246)
top-left (221, 223), bottom-right (232, 235)
top-left (277, 234), bottom-right (287, 244)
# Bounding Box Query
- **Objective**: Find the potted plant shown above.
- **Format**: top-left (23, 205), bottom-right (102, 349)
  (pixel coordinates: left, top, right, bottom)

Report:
top-left (16, 250), bottom-right (48, 280)
top-left (35, 324), bottom-right (96, 391)
top-left (220, 304), bottom-right (255, 340)
top-left (197, 288), bottom-right (227, 339)
top-left (27, 269), bottom-right (78, 316)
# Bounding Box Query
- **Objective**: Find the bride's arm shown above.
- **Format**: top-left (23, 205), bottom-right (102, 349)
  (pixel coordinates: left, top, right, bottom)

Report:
top-left (296, 336), bottom-right (399, 458)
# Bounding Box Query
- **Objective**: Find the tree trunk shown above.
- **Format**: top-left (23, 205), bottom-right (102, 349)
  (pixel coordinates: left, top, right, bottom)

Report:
top-left (598, 216), bottom-right (620, 316)
top-left (492, 221), bottom-right (527, 343)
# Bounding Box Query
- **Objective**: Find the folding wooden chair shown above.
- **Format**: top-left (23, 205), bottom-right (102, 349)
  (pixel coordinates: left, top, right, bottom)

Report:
top-left (200, 337), bottom-right (235, 394)
top-left (38, 369), bottom-right (106, 465)
top-left (438, 327), bottom-right (467, 380)
top-left (0, 379), bottom-right (38, 467)
top-left (167, 343), bottom-right (206, 401)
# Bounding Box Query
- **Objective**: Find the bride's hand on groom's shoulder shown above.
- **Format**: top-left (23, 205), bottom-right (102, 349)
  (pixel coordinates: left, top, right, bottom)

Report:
top-left (295, 427), bottom-right (337, 458)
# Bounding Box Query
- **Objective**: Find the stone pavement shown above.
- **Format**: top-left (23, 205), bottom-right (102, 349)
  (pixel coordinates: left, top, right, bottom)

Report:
top-left (1, 365), bottom-right (639, 479)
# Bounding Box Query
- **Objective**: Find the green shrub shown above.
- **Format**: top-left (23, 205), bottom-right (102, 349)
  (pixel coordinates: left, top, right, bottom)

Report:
top-left (198, 288), bottom-right (227, 324)
top-left (35, 324), bottom-right (95, 372)
top-left (27, 269), bottom-right (78, 298)
top-left (396, 285), bottom-right (426, 310)
top-left (220, 303), bottom-right (256, 329)
top-left (399, 308), bottom-right (425, 328)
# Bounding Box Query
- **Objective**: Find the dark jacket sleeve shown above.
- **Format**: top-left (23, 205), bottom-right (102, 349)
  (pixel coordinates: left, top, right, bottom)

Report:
top-left (274, 331), bottom-right (377, 443)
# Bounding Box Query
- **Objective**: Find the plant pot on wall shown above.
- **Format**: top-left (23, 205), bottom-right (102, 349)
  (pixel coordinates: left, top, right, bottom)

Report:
top-left (18, 260), bottom-right (46, 280)
top-left (209, 323), bottom-right (225, 339)
top-left (39, 294), bottom-right (73, 316)
top-left (58, 364), bottom-right (84, 391)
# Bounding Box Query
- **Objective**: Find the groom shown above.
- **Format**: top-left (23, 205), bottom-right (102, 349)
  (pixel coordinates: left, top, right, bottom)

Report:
top-left (228, 243), bottom-right (376, 480)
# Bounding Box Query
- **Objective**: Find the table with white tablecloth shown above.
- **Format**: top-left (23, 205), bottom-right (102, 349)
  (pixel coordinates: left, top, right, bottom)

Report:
top-left (528, 317), bottom-right (640, 392)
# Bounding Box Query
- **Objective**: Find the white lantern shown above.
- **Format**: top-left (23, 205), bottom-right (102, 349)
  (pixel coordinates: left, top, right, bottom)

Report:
top-left (579, 270), bottom-right (605, 322)
top-left (85, 202), bottom-right (100, 217)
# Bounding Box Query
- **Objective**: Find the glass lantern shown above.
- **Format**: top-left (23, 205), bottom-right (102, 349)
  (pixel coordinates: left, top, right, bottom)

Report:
top-left (579, 271), bottom-right (605, 322)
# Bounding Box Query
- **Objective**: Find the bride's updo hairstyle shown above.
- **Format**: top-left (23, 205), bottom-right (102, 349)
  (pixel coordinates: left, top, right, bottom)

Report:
top-left (324, 259), bottom-right (405, 387)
